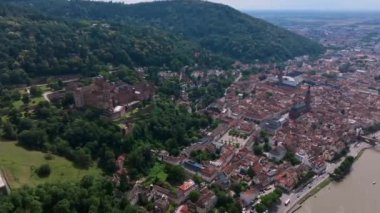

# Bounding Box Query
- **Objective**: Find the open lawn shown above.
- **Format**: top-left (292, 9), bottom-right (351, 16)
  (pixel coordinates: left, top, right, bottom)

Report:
top-left (0, 141), bottom-right (102, 189)
top-left (12, 97), bottom-right (45, 109)
top-left (12, 85), bottom-right (50, 109)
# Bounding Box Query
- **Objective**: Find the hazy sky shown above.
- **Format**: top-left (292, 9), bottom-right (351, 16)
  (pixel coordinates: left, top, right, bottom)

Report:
top-left (106, 0), bottom-right (380, 11)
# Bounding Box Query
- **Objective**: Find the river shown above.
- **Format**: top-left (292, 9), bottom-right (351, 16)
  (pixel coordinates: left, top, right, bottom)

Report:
top-left (298, 148), bottom-right (380, 213)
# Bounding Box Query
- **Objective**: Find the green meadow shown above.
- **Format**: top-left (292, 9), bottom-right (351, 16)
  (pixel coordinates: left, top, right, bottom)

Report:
top-left (0, 141), bottom-right (101, 189)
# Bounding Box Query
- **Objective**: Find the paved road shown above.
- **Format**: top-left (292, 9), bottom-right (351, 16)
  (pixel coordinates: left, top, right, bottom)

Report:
top-left (25, 78), bottom-right (79, 103)
top-left (277, 166), bottom-right (335, 213)
top-left (42, 91), bottom-right (53, 103)
top-left (277, 142), bottom-right (371, 213)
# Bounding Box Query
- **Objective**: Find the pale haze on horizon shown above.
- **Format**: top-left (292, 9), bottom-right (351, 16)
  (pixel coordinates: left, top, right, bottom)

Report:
top-left (102, 0), bottom-right (380, 11)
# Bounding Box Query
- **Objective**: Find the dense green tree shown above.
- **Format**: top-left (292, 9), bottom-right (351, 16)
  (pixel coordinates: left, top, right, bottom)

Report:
top-left (80, 175), bottom-right (94, 189)
top-left (330, 156), bottom-right (355, 181)
top-left (165, 164), bottom-right (186, 186)
top-left (284, 151), bottom-right (301, 166)
top-left (263, 142), bottom-right (272, 152)
top-left (116, 65), bottom-right (141, 84)
top-left (126, 143), bottom-right (154, 178)
top-left (231, 183), bottom-right (242, 196)
top-left (257, 188), bottom-right (283, 210)
top-left (189, 190), bottom-right (201, 202)
top-left (30, 86), bottom-right (42, 97)
top-left (98, 147), bottom-right (117, 174)
top-left (247, 167), bottom-right (255, 178)
top-left (18, 129), bottom-right (48, 149)
top-left (2, 121), bottom-right (17, 140)
top-left (0, 176), bottom-right (144, 213)
top-left (118, 174), bottom-right (131, 192)
top-left (189, 74), bottom-right (235, 108)
top-left (36, 164), bottom-right (51, 178)
top-left (212, 185), bottom-right (242, 213)
top-left (8, 108), bottom-right (22, 125)
top-left (193, 174), bottom-right (203, 185)
top-left (22, 94), bottom-right (30, 105)
top-left (255, 203), bottom-right (267, 213)
top-left (190, 149), bottom-right (218, 163)
top-left (30, 200), bottom-right (43, 213)
top-left (74, 148), bottom-right (92, 169)
top-left (159, 79), bottom-right (181, 98)
top-left (130, 100), bottom-right (210, 157)
top-left (48, 79), bottom-right (64, 91)
top-left (253, 145), bottom-right (263, 155)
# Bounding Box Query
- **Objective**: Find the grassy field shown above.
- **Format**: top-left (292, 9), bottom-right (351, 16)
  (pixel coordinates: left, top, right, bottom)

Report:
top-left (0, 141), bottom-right (102, 189)
top-left (12, 96), bottom-right (45, 109)
top-left (12, 85), bottom-right (50, 109)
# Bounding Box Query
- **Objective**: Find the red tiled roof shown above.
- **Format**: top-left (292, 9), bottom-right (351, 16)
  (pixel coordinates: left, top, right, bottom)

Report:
top-left (178, 180), bottom-right (195, 192)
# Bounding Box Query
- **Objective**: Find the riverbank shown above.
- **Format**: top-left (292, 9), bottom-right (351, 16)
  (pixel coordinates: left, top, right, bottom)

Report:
top-left (330, 156), bottom-right (355, 181)
top-left (354, 145), bottom-right (370, 160)
top-left (284, 141), bottom-right (372, 213)
top-left (297, 178), bottom-right (331, 205)
top-left (296, 148), bottom-right (380, 213)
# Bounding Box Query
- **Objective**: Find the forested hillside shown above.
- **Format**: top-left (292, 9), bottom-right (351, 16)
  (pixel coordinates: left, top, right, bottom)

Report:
top-left (5, 0), bottom-right (325, 63)
top-left (0, 4), bottom-right (222, 85)
top-left (123, 0), bottom-right (325, 62)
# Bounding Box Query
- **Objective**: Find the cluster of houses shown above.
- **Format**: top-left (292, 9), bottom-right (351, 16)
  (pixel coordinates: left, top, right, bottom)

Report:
top-left (127, 130), bottom-right (322, 212)
top-left (129, 47), bottom-right (380, 211)
top-left (98, 44), bottom-right (380, 213)
top-left (128, 179), bottom-right (217, 213)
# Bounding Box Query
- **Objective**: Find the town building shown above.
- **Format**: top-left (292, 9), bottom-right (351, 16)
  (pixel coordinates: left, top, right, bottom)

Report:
top-left (240, 188), bottom-right (259, 207)
top-left (266, 145), bottom-right (287, 161)
top-left (195, 187), bottom-right (217, 213)
top-left (289, 86), bottom-right (311, 120)
top-left (281, 71), bottom-right (304, 87)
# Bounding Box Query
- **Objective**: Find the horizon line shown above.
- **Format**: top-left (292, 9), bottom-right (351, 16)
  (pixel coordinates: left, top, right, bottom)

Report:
top-left (242, 9), bottom-right (380, 13)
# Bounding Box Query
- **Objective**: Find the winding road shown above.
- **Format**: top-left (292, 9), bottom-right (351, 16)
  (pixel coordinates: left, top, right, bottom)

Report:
top-left (22, 78), bottom-right (79, 103)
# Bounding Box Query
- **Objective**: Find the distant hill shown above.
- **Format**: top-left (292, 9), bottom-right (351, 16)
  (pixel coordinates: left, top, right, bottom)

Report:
top-left (6, 0), bottom-right (325, 63)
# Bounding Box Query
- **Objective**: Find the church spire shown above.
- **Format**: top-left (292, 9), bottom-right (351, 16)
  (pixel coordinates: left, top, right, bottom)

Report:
top-left (305, 86), bottom-right (311, 112)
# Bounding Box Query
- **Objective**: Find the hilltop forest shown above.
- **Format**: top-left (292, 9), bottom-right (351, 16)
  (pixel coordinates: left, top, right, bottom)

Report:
top-left (0, 0), bottom-right (325, 85)
top-left (0, 4), bottom-right (229, 85)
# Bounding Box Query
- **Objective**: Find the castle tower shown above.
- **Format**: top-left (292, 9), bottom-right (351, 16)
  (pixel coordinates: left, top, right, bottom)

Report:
top-left (278, 68), bottom-right (283, 84)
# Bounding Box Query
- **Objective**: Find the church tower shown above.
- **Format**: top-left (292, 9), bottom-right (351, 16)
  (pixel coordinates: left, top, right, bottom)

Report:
top-left (305, 86), bottom-right (311, 112)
